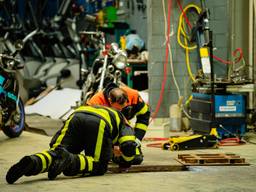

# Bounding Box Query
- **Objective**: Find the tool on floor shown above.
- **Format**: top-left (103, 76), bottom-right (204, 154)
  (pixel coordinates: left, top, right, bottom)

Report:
top-left (162, 134), bottom-right (218, 151)
top-left (145, 129), bottom-right (219, 151)
top-left (162, 128), bottom-right (219, 151)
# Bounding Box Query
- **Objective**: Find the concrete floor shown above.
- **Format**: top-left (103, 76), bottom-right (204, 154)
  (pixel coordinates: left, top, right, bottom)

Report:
top-left (1, 123), bottom-right (256, 192)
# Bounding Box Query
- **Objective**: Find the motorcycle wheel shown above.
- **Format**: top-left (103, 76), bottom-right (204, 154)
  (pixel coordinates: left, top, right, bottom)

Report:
top-left (2, 99), bottom-right (25, 138)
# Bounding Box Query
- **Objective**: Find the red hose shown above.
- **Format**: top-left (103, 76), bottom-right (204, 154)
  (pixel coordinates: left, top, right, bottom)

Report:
top-left (218, 137), bottom-right (246, 146)
top-left (211, 48), bottom-right (243, 65)
top-left (176, 0), bottom-right (192, 29)
top-left (143, 137), bottom-right (169, 141)
top-left (146, 142), bottom-right (164, 148)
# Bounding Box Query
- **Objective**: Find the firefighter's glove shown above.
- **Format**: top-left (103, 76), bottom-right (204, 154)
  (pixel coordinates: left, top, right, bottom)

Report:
top-left (120, 141), bottom-right (136, 157)
top-left (113, 145), bottom-right (121, 157)
top-left (112, 156), bottom-right (131, 169)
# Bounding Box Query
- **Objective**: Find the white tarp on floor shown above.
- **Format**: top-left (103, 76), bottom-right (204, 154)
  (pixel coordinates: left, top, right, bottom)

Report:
top-left (25, 88), bottom-right (81, 120)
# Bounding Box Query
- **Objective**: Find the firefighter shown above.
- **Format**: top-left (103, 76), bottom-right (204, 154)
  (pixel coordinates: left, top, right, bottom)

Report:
top-left (86, 82), bottom-right (151, 165)
top-left (6, 105), bottom-right (137, 184)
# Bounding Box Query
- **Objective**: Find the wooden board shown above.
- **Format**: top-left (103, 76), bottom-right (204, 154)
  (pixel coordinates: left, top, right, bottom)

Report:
top-left (176, 153), bottom-right (250, 166)
top-left (108, 164), bottom-right (188, 173)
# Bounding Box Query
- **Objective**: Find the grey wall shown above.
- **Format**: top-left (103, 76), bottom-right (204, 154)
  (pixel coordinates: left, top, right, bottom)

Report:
top-left (118, 0), bottom-right (148, 45)
top-left (148, 0), bottom-right (230, 117)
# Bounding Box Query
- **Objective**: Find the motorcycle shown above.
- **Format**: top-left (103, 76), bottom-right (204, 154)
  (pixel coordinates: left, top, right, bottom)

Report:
top-left (0, 42), bottom-right (25, 137)
top-left (0, 29), bottom-right (38, 138)
top-left (80, 31), bottom-right (128, 104)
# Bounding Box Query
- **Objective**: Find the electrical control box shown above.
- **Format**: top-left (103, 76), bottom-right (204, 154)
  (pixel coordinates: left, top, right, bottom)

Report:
top-left (190, 93), bottom-right (246, 138)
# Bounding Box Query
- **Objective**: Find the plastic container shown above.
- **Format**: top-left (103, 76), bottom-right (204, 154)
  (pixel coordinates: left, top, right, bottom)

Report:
top-left (104, 6), bottom-right (117, 28)
top-left (169, 104), bottom-right (182, 132)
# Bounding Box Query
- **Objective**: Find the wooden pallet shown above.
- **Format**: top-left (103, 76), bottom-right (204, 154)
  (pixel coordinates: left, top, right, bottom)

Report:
top-left (176, 153), bottom-right (249, 166)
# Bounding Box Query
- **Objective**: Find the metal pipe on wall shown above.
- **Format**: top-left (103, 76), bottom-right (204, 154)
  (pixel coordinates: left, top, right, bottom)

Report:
top-left (249, 0), bottom-right (254, 81)
top-left (248, 0), bottom-right (255, 111)
top-left (253, 0), bottom-right (256, 110)
top-left (227, 0), bottom-right (234, 80)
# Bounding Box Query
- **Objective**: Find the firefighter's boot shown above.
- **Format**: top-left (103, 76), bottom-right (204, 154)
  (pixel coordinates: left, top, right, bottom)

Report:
top-left (6, 156), bottom-right (34, 184)
top-left (48, 147), bottom-right (72, 180)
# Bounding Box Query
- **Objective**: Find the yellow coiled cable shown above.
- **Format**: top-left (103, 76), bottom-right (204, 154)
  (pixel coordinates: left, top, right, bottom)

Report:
top-left (177, 4), bottom-right (201, 83)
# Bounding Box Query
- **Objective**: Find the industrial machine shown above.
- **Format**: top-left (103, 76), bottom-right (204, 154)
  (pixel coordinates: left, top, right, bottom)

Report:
top-left (190, 93), bottom-right (246, 138)
top-left (188, 0), bottom-right (254, 139)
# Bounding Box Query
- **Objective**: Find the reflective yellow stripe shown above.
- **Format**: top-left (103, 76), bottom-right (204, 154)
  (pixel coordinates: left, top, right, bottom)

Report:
top-left (41, 151), bottom-right (52, 166)
top-left (75, 106), bottom-right (89, 112)
top-left (121, 154), bottom-right (134, 162)
top-left (94, 120), bottom-right (105, 161)
top-left (75, 106), bottom-right (113, 132)
top-left (78, 154), bottom-right (86, 171)
top-left (118, 135), bottom-right (136, 144)
top-left (135, 147), bottom-right (140, 155)
top-left (135, 123), bottom-right (148, 131)
top-left (51, 114), bottom-right (74, 149)
top-left (35, 153), bottom-right (47, 172)
top-left (106, 107), bottom-right (120, 144)
top-left (87, 156), bottom-right (94, 172)
top-left (102, 106), bottom-right (120, 130)
top-left (136, 104), bottom-right (148, 116)
top-left (113, 135), bottom-right (119, 144)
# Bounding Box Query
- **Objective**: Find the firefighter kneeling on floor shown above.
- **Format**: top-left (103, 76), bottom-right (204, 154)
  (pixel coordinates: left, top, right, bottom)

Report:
top-left (87, 82), bottom-right (150, 166)
top-left (6, 105), bottom-right (137, 184)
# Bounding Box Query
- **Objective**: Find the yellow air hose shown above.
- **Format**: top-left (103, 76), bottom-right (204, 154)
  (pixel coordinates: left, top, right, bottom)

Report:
top-left (177, 4), bottom-right (202, 106)
top-left (177, 4), bottom-right (202, 83)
